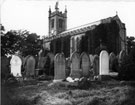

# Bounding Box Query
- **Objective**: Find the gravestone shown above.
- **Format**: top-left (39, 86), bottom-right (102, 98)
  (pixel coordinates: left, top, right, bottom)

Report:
top-left (1, 56), bottom-right (10, 79)
top-left (65, 57), bottom-right (71, 77)
top-left (47, 52), bottom-right (55, 76)
top-left (99, 50), bottom-right (109, 75)
top-left (70, 52), bottom-right (81, 78)
top-left (89, 54), bottom-right (94, 67)
top-left (54, 53), bottom-right (66, 81)
top-left (80, 52), bottom-right (90, 77)
top-left (109, 52), bottom-right (116, 72)
top-left (93, 55), bottom-right (99, 76)
top-left (47, 52), bottom-right (55, 64)
top-left (118, 50), bottom-right (126, 67)
top-left (25, 56), bottom-right (36, 77)
top-left (38, 57), bottom-right (47, 69)
top-left (10, 55), bottom-right (22, 77)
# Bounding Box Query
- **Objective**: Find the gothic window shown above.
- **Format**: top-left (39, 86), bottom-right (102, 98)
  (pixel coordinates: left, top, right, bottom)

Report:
top-left (59, 19), bottom-right (63, 28)
top-left (51, 19), bottom-right (54, 28)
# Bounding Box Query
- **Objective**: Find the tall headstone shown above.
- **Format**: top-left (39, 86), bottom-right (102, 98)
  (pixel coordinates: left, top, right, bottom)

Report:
top-left (54, 53), bottom-right (66, 81)
top-left (10, 55), bottom-right (22, 77)
top-left (80, 52), bottom-right (90, 77)
top-left (99, 50), bottom-right (109, 75)
top-left (47, 52), bottom-right (55, 64)
top-left (47, 52), bottom-right (55, 76)
top-left (109, 52), bottom-right (116, 72)
top-left (70, 52), bottom-right (81, 78)
top-left (118, 50), bottom-right (126, 67)
top-left (25, 56), bottom-right (36, 77)
top-left (65, 57), bottom-right (71, 77)
top-left (89, 54), bottom-right (94, 67)
top-left (93, 55), bottom-right (99, 76)
top-left (38, 57), bottom-right (47, 70)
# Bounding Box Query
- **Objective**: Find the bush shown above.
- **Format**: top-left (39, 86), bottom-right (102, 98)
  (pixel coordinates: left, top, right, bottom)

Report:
top-left (118, 47), bottom-right (135, 80)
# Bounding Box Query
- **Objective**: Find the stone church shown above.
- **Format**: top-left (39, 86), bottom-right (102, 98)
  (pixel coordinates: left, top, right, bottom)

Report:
top-left (43, 2), bottom-right (127, 58)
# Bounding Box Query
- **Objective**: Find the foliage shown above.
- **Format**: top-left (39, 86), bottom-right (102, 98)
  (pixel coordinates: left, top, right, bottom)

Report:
top-left (1, 29), bottom-right (43, 57)
top-left (118, 47), bottom-right (135, 80)
top-left (127, 36), bottom-right (135, 54)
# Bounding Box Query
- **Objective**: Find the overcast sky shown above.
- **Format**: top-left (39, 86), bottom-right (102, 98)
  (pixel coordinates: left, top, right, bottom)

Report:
top-left (1, 0), bottom-right (135, 38)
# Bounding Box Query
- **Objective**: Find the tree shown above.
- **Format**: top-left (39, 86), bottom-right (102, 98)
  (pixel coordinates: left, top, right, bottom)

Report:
top-left (127, 36), bottom-right (135, 54)
top-left (118, 36), bottom-right (135, 80)
top-left (1, 29), bottom-right (43, 57)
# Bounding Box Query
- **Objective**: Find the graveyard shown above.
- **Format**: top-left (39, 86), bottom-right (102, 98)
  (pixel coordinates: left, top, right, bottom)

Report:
top-left (1, 49), bottom-right (135, 105)
top-left (1, 2), bottom-right (135, 105)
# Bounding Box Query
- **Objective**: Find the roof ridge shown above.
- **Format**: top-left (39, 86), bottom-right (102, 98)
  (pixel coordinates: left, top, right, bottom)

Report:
top-left (60, 15), bottom-right (116, 35)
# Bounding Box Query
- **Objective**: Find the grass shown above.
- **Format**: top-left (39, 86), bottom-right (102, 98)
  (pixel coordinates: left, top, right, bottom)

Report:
top-left (1, 80), bottom-right (135, 105)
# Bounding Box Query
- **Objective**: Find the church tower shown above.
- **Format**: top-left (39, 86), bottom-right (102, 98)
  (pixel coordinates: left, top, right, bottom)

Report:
top-left (48, 2), bottom-right (67, 36)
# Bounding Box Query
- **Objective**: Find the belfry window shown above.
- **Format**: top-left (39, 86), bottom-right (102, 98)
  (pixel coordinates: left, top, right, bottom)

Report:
top-left (59, 19), bottom-right (63, 28)
top-left (51, 19), bottom-right (54, 28)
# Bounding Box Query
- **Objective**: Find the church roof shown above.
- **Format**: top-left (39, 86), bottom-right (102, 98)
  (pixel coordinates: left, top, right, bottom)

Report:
top-left (44, 15), bottom-right (121, 42)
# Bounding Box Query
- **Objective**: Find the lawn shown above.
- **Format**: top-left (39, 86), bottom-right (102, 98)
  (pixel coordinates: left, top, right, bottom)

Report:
top-left (1, 80), bottom-right (135, 105)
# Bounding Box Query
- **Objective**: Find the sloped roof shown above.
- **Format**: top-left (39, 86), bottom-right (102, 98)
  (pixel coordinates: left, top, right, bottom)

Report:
top-left (44, 15), bottom-right (121, 42)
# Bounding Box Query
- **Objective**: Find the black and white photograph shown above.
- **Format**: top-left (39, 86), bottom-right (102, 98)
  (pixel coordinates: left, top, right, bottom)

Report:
top-left (1, 0), bottom-right (135, 105)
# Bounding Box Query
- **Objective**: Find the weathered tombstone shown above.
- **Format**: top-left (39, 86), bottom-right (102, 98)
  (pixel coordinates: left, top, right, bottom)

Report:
top-left (25, 56), bottom-right (36, 77)
top-left (47, 52), bottom-right (55, 64)
top-left (1, 56), bottom-right (10, 80)
top-left (54, 53), bottom-right (66, 81)
top-left (99, 50), bottom-right (109, 75)
top-left (118, 50), bottom-right (126, 67)
top-left (89, 54), bottom-right (94, 67)
top-left (47, 52), bottom-right (55, 76)
top-left (65, 57), bottom-right (71, 77)
top-left (93, 55), bottom-right (99, 76)
top-left (80, 52), bottom-right (90, 77)
top-left (109, 52), bottom-right (116, 72)
top-left (70, 52), bottom-right (81, 78)
top-left (10, 55), bottom-right (22, 77)
top-left (38, 57), bottom-right (47, 69)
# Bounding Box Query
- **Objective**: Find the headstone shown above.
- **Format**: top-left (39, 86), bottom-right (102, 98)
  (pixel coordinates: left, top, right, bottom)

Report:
top-left (25, 56), bottom-right (36, 77)
top-left (93, 55), bottom-right (99, 76)
top-left (99, 50), bottom-right (109, 75)
top-left (47, 52), bottom-right (55, 76)
top-left (118, 50), bottom-right (126, 66)
top-left (89, 54), bottom-right (94, 67)
top-left (54, 53), bottom-right (66, 81)
top-left (10, 55), bottom-right (22, 77)
top-left (47, 52), bottom-right (55, 64)
top-left (109, 52), bottom-right (116, 72)
top-left (1, 56), bottom-right (10, 79)
top-left (65, 57), bottom-right (71, 77)
top-left (38, 57), bottom-right (47, 69)
top-left (70, 52), bottom-right (81, 78)
top-left (80, 52), bottom-right (90, 77)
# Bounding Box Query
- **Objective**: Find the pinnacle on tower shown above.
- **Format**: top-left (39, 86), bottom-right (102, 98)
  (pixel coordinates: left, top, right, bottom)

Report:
top-left (65, 5), bottom-right (67, 13)
top-left (49, 6), bottom-right (51, 13)
top-left (55, 1), bottom-right (59, 11)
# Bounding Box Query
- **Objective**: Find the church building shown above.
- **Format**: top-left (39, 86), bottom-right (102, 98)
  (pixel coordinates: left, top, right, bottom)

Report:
top-left (43, 2), bottom-right (127, 57)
